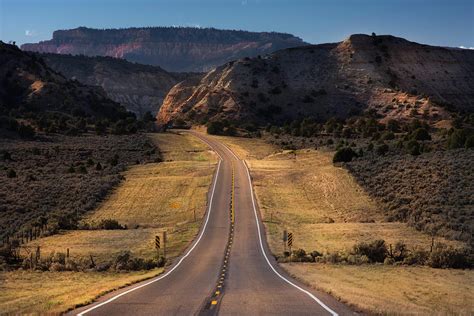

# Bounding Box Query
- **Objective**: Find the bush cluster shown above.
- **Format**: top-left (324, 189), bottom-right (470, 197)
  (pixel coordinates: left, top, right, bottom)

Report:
top-left (347, 149), bottom-right (474, 244)
top-left (277, 240), bottom-right (472, 269)
top-left (207, 120), bottom-right (237, 136)
top-left (0, 134), bottom-right (161, 243)
top-left (14, 250), bottom-right (165, 273)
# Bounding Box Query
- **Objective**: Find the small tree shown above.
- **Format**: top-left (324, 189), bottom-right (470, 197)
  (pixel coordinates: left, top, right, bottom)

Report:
top-left (447, 129), bottom-right (467, 149)
top-left (465, 135), bottom-right (474, 149)
top-left (78, 165), bottom-right (87, 174)
top-left (386, 119), bottom-right (400, 132)
top-left (405, 139), bottom-right (421, 156)
top-left (7, 169), bottom-right (16, 178)
top-left (353, 240), bottom-right (388, 263)
top-left (376, 143), bottom-right (389, 156)
top-left (142, 111), bottom-right (156, 122)
top-left (411, 128), bottom-right (431, 141)
top-left (333, 147), bottom-right (357, 163)
top-left (207, 121), bottom-right (224, 135)
top-left (381, 131), bottom-right (395, 140)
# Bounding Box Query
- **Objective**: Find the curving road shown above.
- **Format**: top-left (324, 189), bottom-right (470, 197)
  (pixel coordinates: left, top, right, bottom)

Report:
top-left (71, 131), bottom-right (353, 316)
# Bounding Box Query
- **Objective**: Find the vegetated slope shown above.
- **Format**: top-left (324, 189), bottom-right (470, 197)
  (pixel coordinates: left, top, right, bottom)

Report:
top-left (0, 134), bottom-right (160, 242)
top-left (157, 34), bottom-right (474, 126)
top-left (38, 53), bottom-right (189, 116)
top-left (21, 27), bottom-right (307, 72)
top-left (346, 149), bottom-right (474, 246)
top-left (0, 42), bottom-right (130, 124)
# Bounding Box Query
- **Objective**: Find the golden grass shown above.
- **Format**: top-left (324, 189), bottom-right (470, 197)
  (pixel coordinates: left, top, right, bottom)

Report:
top-left (0, 269), bottom-right (162, 315)
top-left (211, 135), bottom-right (278, 159)
top-left (7, 132), bottom-right (217, 314)
top-left (24, 225), bottom-right (200, 264)
top-left (151, 132), bottom-right (215, 162)
top-left (85, 161), bottom-right (214, 228)
top-left (283, 264), bottom-right (474, 316)
top-left (237, 147), bottom-right (461, 254)
top-left (215, 135), bottom-right (469, 315)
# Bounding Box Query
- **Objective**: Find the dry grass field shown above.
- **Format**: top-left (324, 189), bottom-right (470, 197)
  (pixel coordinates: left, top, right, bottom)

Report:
top-left (283, 264), bottom-right (474, 315)
top-left (0, 269), bottom-right (162, 315)
top-left (215, 135), bottom-right (471, 315)
top-left (211, 135), bottom-right (279, 159)
top-left (3, 132), bottom-right (217, 314)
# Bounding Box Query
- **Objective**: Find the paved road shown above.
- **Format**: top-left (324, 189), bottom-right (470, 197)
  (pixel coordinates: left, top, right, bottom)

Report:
top-left (71, 131), bottom-right (353, 316)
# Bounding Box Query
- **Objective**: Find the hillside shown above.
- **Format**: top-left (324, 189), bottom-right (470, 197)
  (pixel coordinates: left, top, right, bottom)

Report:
top-left (37, 53), bottom-right (186, 116)
top-left (157, 34), bottom-right (474, 126)
top-left (0, 41), bottom-right (133, 136)
top-left (21, 27), bottom-right (307, 72)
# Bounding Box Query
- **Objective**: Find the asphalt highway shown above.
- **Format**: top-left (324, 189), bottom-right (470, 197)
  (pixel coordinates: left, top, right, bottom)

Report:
top-left (71, 131), bottom-right (354, 316)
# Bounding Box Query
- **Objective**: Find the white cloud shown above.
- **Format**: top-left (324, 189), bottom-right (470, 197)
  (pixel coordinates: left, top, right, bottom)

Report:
top-left (459, 45), bottom-right (474, 50)
top-left (25, 30), bottom-right (37, 37)
top-left (241, 0), bottom-right (248, 5)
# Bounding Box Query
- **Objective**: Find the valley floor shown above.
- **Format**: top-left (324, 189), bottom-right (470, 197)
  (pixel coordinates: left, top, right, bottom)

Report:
top-left (0, 132), bottom-right (217, 314)
top-left (213, 134), bottom-right (473, 316)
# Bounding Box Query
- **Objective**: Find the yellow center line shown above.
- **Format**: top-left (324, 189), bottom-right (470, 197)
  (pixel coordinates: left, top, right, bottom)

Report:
top-left (231, 162), bottom-right (235, 223)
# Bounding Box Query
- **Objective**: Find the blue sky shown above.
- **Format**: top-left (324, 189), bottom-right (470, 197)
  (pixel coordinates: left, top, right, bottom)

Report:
top-left (1, 0), bottom-right (473, 48)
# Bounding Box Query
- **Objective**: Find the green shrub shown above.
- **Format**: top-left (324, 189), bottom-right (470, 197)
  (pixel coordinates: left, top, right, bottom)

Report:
top-left (112, 251), bottom-right (158, 271)
top-left (427, 244), bottom-right (473, 269)
top-left (333, 147), bottom-right (357, 163)
top-left (392, 241), bottom-right (408, 261)
top-left (381, 131), bottom-right (395, 140)
top-left (411, 128), bottom-right (431, 141)
top-left (207, 121), bottom-right (225, 135)
top-left (97, 219), bottom-right (125, 230)
top-left (292, 249), bottom-right (306, 258)
top-left (465, 135), bottom-right (474, 149)
top-left (386, 119), bottom-right (400, 132)
top-left (352, 240), bottom-right (387, 263)
top-left (78, 165), bottom-right (87, 174)
top-left (346, 254), bottom-right (370, 265)
top-left (309, 250), bottom-right (323, 261)
top-left (405, 139), bottom-right (420, 155)
top-left (226, 125), bottom-right (237, 136)
top-left (447, 129), bottom-right (468, 149)
top-left (376, 143), bottom-right (389, 156)
top-left (402, 248), bottom-right (429, 265)
top-left (7, 169), bottom-right (16, 178)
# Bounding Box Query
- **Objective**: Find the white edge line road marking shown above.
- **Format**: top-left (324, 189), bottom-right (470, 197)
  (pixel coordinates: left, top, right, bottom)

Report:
top-left (214, 138), bottom-right (339, 316)
top-left (77, 158), bottom-right (222, 316)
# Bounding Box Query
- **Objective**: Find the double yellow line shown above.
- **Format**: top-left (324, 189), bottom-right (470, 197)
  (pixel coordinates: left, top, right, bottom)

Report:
top-left (231, 162), bottom-right (235, 223)
top-left (209, 161), bottom-right (236, 308)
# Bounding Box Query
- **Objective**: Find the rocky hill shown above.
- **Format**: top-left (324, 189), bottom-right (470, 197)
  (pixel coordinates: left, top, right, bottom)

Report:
top-left (157, 34), bottom-right (474, 126)
top-left (21, 27), bottom-right (307, 72)
top-left (37, 53), bottom-right (188, 116)
top-left (0, 41), bottom-right (133, 136)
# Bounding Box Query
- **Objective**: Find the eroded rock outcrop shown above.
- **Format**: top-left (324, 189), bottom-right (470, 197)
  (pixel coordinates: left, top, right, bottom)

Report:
top-left (38, 53), bottom-right (190, 116)
top-left (157, 34), bottom-right (474, 126)
top-left (22, 27), bottom-right (307, 72)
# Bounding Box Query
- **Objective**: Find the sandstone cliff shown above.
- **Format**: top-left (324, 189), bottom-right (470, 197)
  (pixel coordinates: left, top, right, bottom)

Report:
top-left (157, 34), bottom-right (474, 126)
top-left (22, 27), bottom-right (307, 72)
top-left (38, 53), bottom-right (189, 116)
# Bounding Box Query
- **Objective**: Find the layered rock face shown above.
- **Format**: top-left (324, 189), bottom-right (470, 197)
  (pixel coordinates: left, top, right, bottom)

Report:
top-left (21, 27), bottom-right (307, 72)
top-left (157, 34), bottom-right (474, 126)
top-left (38, 53), bottom-right (187, 116)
